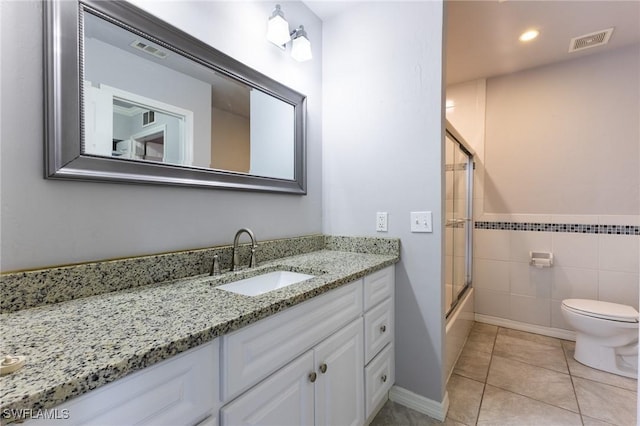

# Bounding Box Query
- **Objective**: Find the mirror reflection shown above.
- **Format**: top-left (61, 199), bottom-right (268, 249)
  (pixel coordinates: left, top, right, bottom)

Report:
top-left (82, 10), bottom-right (296, 180)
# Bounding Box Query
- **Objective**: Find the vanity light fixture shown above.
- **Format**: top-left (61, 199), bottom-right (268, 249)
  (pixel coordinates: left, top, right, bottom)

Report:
top-left (290, 26), bottom-right (312, 62)
top-left (267, 5), bottom-right (312, 62)
top-left (519, 29), bottom-right (540, 42)
top-left (267, 4), bottom-right (291, 46)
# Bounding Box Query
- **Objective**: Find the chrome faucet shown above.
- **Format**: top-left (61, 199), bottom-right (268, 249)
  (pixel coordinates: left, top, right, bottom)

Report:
top-left (231, 228), bottom-right (257, 271)
top-left (209, 254), bottom-right (220, 276)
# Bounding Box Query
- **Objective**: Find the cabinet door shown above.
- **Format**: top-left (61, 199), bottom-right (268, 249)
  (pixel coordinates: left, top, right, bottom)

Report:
top-left (220, 351), bottom-right (314, 426)
top-left (314, 318), bottom-right (364, 426)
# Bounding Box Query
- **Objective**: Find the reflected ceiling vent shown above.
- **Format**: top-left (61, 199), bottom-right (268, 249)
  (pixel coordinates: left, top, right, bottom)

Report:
top-left (568, 28), bottom-right (614, 53)
top-left (130, 40), bottom-right (168, 59)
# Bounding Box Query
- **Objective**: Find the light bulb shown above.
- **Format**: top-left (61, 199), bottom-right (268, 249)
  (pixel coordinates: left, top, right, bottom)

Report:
top-left (290, 26), bottom-right (312, 62)
top-left (519, 29), bottom-right (539, 42)
top-left (267, 5), bottom-right (290, 47)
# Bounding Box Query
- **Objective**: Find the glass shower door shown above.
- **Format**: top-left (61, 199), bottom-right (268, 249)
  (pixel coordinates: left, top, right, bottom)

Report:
top-left (445, 131), bottom-right (473, 317)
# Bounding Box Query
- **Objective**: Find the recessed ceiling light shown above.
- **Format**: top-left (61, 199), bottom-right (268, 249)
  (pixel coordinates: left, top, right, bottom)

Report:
top-left (519, 29), bottom-right (539, 42)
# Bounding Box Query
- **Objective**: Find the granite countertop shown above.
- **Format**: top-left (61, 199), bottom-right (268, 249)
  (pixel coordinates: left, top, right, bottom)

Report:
top-left (0, 249), bottom-right (398, 417)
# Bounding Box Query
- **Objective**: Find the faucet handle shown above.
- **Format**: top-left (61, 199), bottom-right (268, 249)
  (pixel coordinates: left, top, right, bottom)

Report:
top-left (210, 254), bottom-right (220, 276)
top-left (249, 245), bottom-right (258, 268)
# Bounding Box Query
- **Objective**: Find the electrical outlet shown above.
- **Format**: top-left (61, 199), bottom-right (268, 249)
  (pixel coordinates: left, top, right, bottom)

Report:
top-left (376, 212), bottom-right (388, 232)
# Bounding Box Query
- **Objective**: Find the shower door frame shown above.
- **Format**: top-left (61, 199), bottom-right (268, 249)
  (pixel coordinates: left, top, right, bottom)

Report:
top-left (445, 124), bottom-right (474, 319)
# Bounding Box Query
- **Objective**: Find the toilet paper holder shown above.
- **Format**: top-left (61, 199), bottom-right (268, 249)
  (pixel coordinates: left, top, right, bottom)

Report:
top-left (529, 251), bottom-right (553, 268)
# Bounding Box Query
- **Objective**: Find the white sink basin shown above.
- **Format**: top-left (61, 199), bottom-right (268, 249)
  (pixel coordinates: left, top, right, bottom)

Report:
top-left (216, 270), bottom-right (315, 296)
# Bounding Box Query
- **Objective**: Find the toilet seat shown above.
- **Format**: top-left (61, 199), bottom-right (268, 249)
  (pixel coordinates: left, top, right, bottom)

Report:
top-left (562, 299), bottom-right (639, 323)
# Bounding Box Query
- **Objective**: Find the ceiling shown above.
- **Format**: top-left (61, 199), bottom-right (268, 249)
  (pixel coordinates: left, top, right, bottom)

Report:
top-left (446, 0), bottom-right (640, 85)
top-left (304, 1), bottom-right (640, 85)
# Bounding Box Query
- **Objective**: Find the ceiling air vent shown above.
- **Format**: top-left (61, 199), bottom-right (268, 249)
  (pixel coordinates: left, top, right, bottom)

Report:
top-left (130, 40), bottom-right (168, 59)
top-left (568, 28), bottom-right (614, 53)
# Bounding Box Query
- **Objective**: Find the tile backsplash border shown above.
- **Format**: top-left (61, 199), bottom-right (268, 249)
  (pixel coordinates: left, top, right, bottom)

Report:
top-left (476, 221), bottom-right (640, 235)
top-left (0, 234), bottom-right (400, 313)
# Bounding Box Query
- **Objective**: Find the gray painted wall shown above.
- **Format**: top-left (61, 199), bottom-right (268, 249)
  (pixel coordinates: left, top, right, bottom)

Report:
top-left (0, 1), bottom-right (322, 271)
top-left (322, 2), bottom-right (446, 402)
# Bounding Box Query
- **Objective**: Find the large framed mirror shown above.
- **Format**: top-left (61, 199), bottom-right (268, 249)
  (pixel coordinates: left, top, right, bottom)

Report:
top-left (44, 0), bottom-right (307, 194)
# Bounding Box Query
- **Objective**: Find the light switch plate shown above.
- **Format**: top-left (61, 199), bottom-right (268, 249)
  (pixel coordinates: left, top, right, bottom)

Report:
top-left (411, 211), bottom-right (432, 233)
top-left (376, 212), bottom-right (388, 232)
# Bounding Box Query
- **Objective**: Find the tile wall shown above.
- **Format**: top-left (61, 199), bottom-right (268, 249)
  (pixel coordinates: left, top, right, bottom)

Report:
top-left (473, 216), bottom-right (640, 331)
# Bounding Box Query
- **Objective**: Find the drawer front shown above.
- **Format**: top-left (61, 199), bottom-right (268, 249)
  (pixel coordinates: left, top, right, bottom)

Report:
top-left (364, 343), bottom-right (394, 420)
top-left (364, 297), bottom-right (393, 364)
top-left (28, 340), bottom-right (218, 426)
top-left (221, 280), bottom-right (363, 401)
top-left (363, 266), bottom-right (394, 311)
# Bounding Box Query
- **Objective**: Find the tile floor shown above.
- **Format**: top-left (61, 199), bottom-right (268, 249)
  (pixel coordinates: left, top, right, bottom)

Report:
top-left (371, 322), bottom-right (638, 425)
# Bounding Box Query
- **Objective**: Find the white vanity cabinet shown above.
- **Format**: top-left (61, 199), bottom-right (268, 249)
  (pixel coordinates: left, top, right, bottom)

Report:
top-left (219, 280), bottom-right (364, 426)
top-left (220, 318), bottom-right (364, 426)
top-left (220, 264), bottom-right (395, 426)
top-left (25, 339), bottom-right (220, 426)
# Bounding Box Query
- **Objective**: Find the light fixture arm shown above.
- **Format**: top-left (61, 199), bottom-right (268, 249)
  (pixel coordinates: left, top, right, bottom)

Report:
top-left (291, 25), bottom-right (308, 40)
top-left (271, 4), bottom-right (285, 20)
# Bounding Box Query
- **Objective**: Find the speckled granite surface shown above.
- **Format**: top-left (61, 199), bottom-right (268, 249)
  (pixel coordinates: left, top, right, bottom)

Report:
top-left (0, 237), bottom-right (399, 421)
top-left (1, 235), bottom-right (325, 313)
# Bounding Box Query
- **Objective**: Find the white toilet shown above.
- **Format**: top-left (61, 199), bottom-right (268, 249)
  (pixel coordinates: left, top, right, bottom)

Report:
top-left (561, 299), bottom-right (639, 378)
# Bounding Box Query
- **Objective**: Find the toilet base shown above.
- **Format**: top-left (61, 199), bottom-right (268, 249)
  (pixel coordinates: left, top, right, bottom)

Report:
top-left (574, 336), bottom-right (638, 379)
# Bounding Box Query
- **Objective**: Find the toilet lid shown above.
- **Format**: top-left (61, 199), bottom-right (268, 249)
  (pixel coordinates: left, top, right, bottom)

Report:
top-left (562, 299), bottom-right (639, 323)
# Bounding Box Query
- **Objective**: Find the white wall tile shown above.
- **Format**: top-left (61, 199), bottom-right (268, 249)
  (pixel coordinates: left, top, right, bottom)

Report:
top-left (454, 227), bottom-right (466, 254)
top-left (551, 233), bottom-right (598, 269)
top-left (599, 215), bottom-right (640, 226)
top-left (598, 235), bottom-right (639, 273)
top-left (510, 262), bottom-right (553, 298)
top-left (445, 227), bottom-right (453, 256)
top-left (509, 294), bottom-right (551, 327)
top-left (598, 270), bottom-right (640, 310)
top-left (473, 196), bottom-right (484, 220)
top-left (509, 214), bottom-right (552, 223)
top-left (475, 288), bottom-right (510, 318)
top-left (550, 215), bottom-right (598, 225)
top-left (474, 258), bottom-right (510, 292)
top-left (479, 213), bottom-right (513, 222)
top-left (551, 267), bottom-right (598, 300)
top-left (474, 229), bottom-right (510, 260)
top-left (509, 230), bottom-right (552, 263)
top-left (550, 300), bottom-right (571, 330)
top-left (446, 199), bottom-right (454, 220)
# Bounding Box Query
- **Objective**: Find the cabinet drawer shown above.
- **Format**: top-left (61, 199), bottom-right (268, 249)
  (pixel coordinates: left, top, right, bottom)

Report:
top-left (363, 266), bottom-right (394, 311)
top-left (28, 340), bottom-right (219, 426)
top-left (221, 280), bottom-right (363, 401)
top-left (364, 297), bottom-right (393, 364)
top-left (364, 343), bottom-right (394, 420)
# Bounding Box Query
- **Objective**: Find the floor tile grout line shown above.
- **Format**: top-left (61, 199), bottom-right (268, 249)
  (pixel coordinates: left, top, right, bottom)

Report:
top-left (563, 338), bottom-right (583, 426)
top-left (561, 341), bottom-right (638, 393)
top-left (472, 326), bottom-right (499, 425)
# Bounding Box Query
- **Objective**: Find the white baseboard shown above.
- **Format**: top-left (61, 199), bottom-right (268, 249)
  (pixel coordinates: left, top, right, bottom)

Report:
top-left (475, 313), bottom-right (576, 341)
top-left (388, 386), bottom-right (449, 422)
